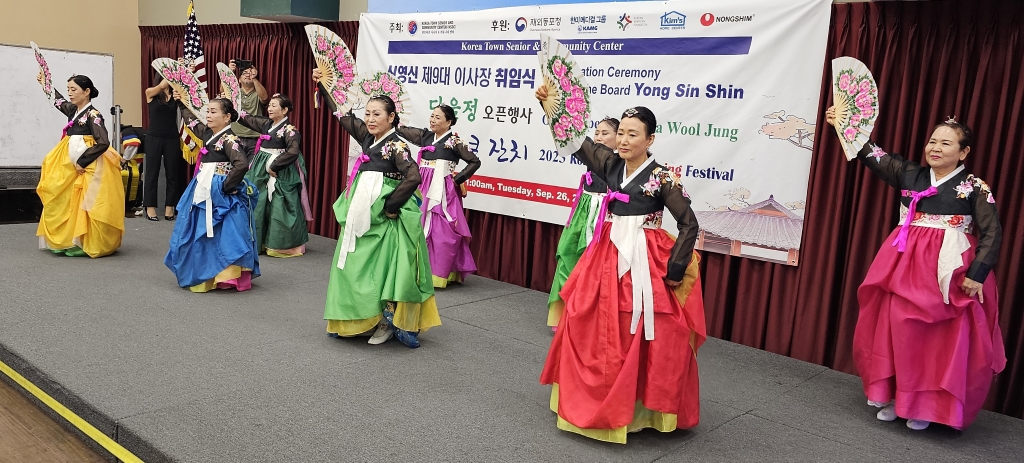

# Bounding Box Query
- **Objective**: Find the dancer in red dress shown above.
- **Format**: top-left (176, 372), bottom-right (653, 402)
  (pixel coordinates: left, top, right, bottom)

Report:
top-left (537, 86), bottom-right (705, 443)
top-left (826, 108), bottom-right (1006, 431)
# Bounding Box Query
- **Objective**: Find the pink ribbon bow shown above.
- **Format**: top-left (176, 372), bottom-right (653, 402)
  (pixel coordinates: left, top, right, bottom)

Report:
top-left (417, 145), bottom-right (435, 164)
top-left (893, 186), bottom-right (938, 252)
top-left (346, 153), bottom-right (370, 198)
top-left (61, 120), bottom-right (74, 138)
top-left (566, 171), bottom-right (595, 226)
top-left (253, 134), bottom-right (272, 154)
top-left (193, 147), bottom-right (209, 176)
top-left (587, 190), bottom-right (631, 256)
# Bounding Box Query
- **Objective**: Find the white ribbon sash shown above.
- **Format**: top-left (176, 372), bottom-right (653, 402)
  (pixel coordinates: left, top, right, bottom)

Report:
top-left (262, 148), bottom-right (284, 202)
top-left (609, 214), bottom-right (656, 340)
top-left (337, 171), bottom-right (384, 270)
top-left (423, 159), bottom-right (453, 237)
top-left (192, 163), bottom-right (218, 238)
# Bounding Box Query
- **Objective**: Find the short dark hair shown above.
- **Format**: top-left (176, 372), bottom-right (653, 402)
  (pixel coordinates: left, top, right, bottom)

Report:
top-left (211, 98), bottom-right (239, 122)
top-left (68, 75), bottom-right (99, 99)
top-left (933, 120), bottom-right (974, 151)
top-left (271, 94), bottom-right (293, 114)
top-left (436, 104), bottom-right (458, 126)
top-left (621, 107), bottom-right (656, 137)
top-left (369, 95), bottom-right (401, 127)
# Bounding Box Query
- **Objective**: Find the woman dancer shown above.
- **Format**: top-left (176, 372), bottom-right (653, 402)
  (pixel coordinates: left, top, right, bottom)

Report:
top-left (396, 104), bottom-right (481, 287)
top-left (236, 94), bottom-right (312, 257)
top-left (826, 108), bottom-right (1005, 431)
top-left (36, 73), bottom-right (125, 257)
top-left (314, 69), bottom-right (439, 348)
top-left (164, 95), bottom-right (260, 292)
top-left (537, 86), bottom-right (705, 443)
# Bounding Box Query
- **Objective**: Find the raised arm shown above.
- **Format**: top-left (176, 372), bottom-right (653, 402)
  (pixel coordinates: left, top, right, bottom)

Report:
top-left (145, 80), bottom-right (170, 102)
top-left (661, 177), bottom-right (699, 283)
top-left (269, 126), bottom-right (302, 173)
top-left (237, 114), bottom-right (272, 134)
top-left (176, 100), bottom-right (212, 140)
top-left (452, 138), bottom-right (482, 185)
top-left (383, 140), bottom-right (422, 215)
top-left (315, 81), bottom-right (369, 142)
top-left (571, 138), bottom-right (619, 185)
top-left (965, 178), bottom-right (1002, 284)
top-left (395, 125), bottom-right (430, 144)
top-left (855, 142), bottom-right (919, 190)
top-left (77, 109), bottom-right (111, 168)
top-left (52, 90), bottom-right (77, 117)
top-left (221, 135), bottom-right (250, 193)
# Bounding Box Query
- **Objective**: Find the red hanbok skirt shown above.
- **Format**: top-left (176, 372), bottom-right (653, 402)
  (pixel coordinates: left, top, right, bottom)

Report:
top-left (540, 224), bottom-right (706, 442)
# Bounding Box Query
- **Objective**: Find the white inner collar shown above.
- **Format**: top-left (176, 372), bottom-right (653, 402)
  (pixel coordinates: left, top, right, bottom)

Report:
top-left (269, 117), bottom-right (288, 134)
top-left (71, 105), bottom-right (93, 122)
top-left (209, 126), bottom-right (232, 143)
top-left (370, 128), bottom-right (396, 150)
top-left (621, 154), bottom-right (656, 188)
top-left (432, 129), bottom-right (452, 145)
top-left (931, 164), bottom-right (965, 187)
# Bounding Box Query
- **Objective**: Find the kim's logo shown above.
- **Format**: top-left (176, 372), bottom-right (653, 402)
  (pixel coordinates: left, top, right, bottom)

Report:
top-left (407, 20), bottom-right (418, 35)
top-left (660, 11), bottom-right (686, 29)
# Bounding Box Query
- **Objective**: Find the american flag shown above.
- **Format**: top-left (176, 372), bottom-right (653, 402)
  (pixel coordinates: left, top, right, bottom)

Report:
top-left (178, 0), bottom-right (205, 159)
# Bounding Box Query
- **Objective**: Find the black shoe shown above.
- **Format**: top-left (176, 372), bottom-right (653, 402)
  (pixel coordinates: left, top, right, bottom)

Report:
top-left (146, 215), bottom-right (160, 221)
top-left (165, 215), bottom-right (176, 221)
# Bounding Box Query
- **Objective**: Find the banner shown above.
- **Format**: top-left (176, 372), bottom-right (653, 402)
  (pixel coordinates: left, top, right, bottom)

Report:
top-left (357, 0), bottom-right (831, 265)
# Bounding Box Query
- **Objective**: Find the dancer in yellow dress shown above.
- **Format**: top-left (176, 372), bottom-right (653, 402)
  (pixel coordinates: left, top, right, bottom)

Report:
top-left (35, 73), bottom-right (125, 257)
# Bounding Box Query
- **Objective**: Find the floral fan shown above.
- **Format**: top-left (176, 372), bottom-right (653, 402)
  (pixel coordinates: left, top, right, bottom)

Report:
top-left (30, 41), bottom-right (54, 101)
top-left (537, 33), bottom-right (591, 157)
top-left (216, 62), bottom-right (242, 114)
top-left (350, 71), bottom-right (409, 117)
top-left (304, 24), bottom-right (357, 112)
top-left (152, 58), bottom-right (208, 119)
top-left (831, 57), bottom-right (879, 160)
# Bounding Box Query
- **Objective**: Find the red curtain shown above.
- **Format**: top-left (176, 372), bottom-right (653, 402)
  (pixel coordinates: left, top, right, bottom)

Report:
top-left (139, 0), bottom-right (1023, 419)
top-left (140, 22), bottom-right (359, 239)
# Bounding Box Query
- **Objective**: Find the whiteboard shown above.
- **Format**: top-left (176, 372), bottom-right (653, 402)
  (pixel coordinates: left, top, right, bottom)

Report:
top-left (0, 43), bottom-right (114, 167)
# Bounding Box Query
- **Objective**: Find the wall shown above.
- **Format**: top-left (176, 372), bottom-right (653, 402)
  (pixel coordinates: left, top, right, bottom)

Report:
top-left (0, 0), bottom-right (142, 125)
top-left (138, 0), bottom-right (368, 25)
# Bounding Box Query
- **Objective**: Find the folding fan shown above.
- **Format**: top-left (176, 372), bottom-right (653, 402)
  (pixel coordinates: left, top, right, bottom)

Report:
top-left (537, 34), bottom-right (591, 158)
top-left (831, 57), bottom-right (879, 160)
top-left (30, 41), bottom-right (53, 101)
top-left (304, 24), bottom-right (357, 112)
top-left (216, 62), bottom-right (242, 113)
top-left (151, 58), bottom-right (209, 119)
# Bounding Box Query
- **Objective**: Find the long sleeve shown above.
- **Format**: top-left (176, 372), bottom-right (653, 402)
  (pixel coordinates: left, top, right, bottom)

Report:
top-left (856, 141), bottom-right (919, 189)
top-left (966, 181), bottom-right (1002, 282)
top-left (452, 142), bottom-right (481, 185)
top-left (52, 90), bottom-right (77, 117)
top-left (269, 129), bottom-right (302, 172)
top-left (571, 138), bottom-right (619, 185)
top-left (222, 137), bottom-right (250, 193)
top-left (78, 110), bottom-right (110, 168)
top-left (178, 102), bottom-right (212, 140)
top-left (662, 182), bottom-right (699, 282)
top-left (384, 142), bottom-right (422, 215)
top-left (237, 114), bottom-right (271, 134)
top-left (396, 126), bottom-right (429, 144)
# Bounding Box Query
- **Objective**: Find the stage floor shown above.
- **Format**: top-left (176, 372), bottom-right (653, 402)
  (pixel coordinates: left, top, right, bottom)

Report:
top-left (0, 221), bottom-right (1021, 462)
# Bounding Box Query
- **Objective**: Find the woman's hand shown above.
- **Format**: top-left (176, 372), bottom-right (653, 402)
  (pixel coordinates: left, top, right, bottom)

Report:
top-left (74, 164), bottom-right (86, 174)
top-left (172, 89), bottom-right (183, 101)
top-left (664, 278), bottom-right (682, 288)
top-left (962, 277), bottom-right (985, 303)
top-left (824, 106), bottom-right (837, 127)
top-left (385, 210), bottom-right (399, 219)
top-left (312, 68), bottom-right (322, 82)
top-left (534, 85), bottom-right (548, 102)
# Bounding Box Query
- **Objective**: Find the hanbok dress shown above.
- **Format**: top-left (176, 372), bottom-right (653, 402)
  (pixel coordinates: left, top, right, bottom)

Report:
top-left (237, 115), bottom-right (312, 257)
top-left (319, 88), bottom-right (439, 346)
top-left (164, 109), bottom-right (260, 292)
top-left (396, 126), bottom-right (481, 287)
top-left (540, 139), bottom-right (706, 443)
top-left (36, 91), bottom-right (125, 257)
top-left (851, 142), bottom-right (1005, 430)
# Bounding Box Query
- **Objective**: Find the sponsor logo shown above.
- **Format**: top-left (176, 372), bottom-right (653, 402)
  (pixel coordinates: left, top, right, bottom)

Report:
top-left (516, 16), bottom-right (563, 32)
top-left (617, 13), bottom-right (632, 31)
top-left (407, 20), bottom-right (418, 35)
top-left (515, 17), bottom-right (527, 32)
top-left (419, 20), bottom-right (456, 35)
top-left (700, 13), bottom-right (755, 27)
top-left (660, 11), bottom-right (686, 29)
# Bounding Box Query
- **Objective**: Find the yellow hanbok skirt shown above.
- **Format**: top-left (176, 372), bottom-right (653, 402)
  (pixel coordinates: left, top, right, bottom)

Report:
top-left (36, 136), bottom-right (125, 257)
